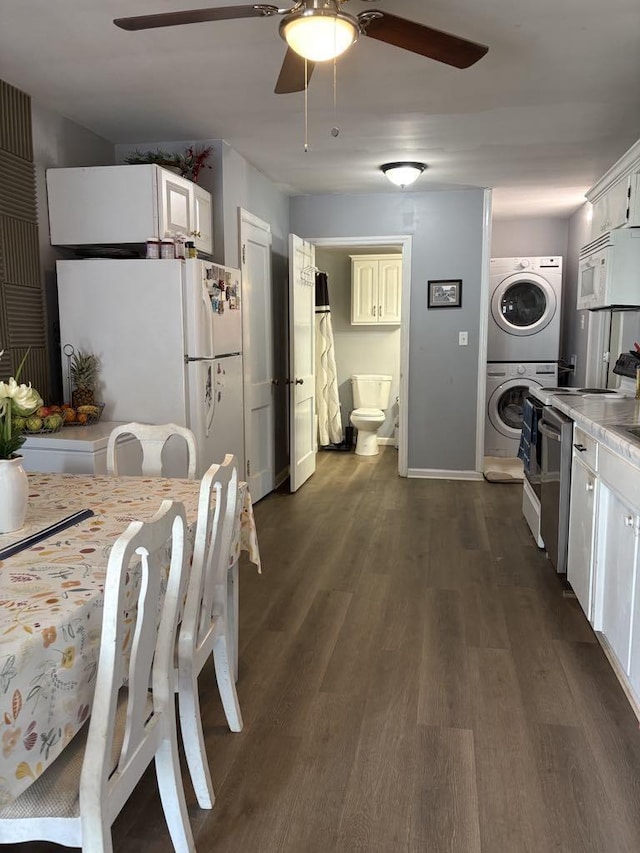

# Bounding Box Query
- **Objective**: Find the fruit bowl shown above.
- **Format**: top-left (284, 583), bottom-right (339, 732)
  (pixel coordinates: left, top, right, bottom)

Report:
top-left (21, 416), bottom-right (64, 436)
top-left (62, 402), bottom-right (105, 427)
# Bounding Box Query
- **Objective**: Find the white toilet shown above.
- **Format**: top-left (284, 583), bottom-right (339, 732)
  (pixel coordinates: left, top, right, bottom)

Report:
top-left (350, 374), bottom-right (392, 457)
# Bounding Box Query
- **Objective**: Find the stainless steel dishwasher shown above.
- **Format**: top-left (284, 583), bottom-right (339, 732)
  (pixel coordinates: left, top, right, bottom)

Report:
top-left (539, 406), bottom-right (574, 573)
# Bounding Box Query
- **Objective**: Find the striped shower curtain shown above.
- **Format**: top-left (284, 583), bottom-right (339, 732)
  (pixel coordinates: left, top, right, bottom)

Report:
top-left (315, 272), bottom-right (343, 446)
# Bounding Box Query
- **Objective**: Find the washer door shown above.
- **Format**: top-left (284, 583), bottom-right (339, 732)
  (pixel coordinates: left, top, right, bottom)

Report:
top-left (488, 378), bottom-right (542, 439)
top-left (491, 272), bottom-right (557, 337)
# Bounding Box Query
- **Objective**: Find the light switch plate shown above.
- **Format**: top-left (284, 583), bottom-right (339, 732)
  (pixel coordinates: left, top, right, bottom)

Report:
top-left (459, 331), bottom-right (468, 346)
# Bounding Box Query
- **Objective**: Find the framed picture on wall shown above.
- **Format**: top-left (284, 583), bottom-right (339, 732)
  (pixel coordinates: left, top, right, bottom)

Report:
top-left (427, 279), bottom-right (462, 308)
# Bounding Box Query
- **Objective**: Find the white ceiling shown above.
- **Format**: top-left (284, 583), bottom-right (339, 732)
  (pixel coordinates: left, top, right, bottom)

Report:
top-left (2, 0), bottom-right (640, 217)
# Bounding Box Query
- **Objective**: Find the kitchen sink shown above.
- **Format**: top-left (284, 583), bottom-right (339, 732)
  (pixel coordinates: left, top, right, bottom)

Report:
top-left (611, 424), bottom-right (640, 443)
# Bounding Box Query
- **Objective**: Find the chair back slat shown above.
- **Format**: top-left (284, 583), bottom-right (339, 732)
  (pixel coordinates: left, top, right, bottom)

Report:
top-left (184, 455), bottom-right (238, 652)
top-left (81, 500), bottom-right (188, 811)
top-left (176, 454), bottom-right (242, 810)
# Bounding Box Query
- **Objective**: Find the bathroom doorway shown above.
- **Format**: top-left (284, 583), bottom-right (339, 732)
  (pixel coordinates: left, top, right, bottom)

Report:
top-left (311, 235), bottom-right (411, 477)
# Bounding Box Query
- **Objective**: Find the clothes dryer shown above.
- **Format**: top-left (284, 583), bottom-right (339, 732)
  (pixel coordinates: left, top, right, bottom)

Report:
top-left (488, 257), bottom-right (562, 361)
top-left (485, 362), bottom-right (558, 457)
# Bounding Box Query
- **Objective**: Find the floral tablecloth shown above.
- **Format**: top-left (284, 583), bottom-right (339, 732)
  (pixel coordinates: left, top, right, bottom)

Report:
top-left (0, 473), bottom-right (260, 804)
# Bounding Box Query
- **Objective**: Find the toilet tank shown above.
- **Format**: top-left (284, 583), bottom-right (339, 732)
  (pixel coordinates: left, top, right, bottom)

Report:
top-left (351, 374), bottom-right (392, 409)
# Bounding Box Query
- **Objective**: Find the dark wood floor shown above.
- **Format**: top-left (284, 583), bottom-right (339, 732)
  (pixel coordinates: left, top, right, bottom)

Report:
top-left (17, 449), bottom-right (640, 852)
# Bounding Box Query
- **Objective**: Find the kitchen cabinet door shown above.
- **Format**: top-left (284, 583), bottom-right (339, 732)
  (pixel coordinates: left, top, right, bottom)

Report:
top-left (627, 170), bottom-right (640, 228)
top-left (567, 453), bottom-right (598, 620)
top-left (591, 177), bottom-right (631, 237)
top-left (158, 169), bottom-right (192, 239)
top-left (193, 184), bottom-right (213, 255)
top-left (596, 485), bottom-right (639, 674)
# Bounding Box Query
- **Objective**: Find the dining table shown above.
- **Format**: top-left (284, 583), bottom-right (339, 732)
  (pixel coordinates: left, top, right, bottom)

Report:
top-left (0, 471), bottom-right (261, 805)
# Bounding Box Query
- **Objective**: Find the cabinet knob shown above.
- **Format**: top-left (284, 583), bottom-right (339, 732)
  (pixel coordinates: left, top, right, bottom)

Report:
top-left (625, 515), bottom-right (634, 527)
top-left (586, 482), bottom-right (594, 492)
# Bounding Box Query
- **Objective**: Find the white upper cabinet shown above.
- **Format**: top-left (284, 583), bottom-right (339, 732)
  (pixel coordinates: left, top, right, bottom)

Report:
top-left (192, 183), bottom-right (213, 255)
top-left (46, 164), bottom-right (213, 255)
top-left (591, 176), bottom-right (632, 236)
top-left (587, 140), bottom-right (640, 239)
top-left (350, 254), bottom-right (402, 325)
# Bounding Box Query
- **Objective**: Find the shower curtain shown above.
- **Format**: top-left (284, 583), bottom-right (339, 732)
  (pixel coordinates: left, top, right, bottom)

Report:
top-left (315, 271), bottom-right (343, 446)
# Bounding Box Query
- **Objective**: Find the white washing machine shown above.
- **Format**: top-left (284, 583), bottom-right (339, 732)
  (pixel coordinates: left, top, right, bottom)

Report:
top-left (488, 257), bottom-right (563, 361)
top-left (485, 362), bottom-right (558, 457)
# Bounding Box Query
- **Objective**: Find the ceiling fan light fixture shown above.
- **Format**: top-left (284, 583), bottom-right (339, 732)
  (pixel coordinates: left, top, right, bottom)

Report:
top-left (380, 161), bottom-right (427, 188)
top-left (280, 9), bottom-right (359, 62)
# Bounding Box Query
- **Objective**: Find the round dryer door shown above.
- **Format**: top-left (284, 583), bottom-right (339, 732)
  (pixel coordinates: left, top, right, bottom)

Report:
top-left (488, 378), bottom-right (542, 439)
top-left (491, 272), bottom-right (557, 337)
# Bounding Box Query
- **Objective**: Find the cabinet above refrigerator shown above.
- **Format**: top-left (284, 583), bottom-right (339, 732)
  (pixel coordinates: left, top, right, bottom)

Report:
top-left (46, 164), bottom-right (213, 256)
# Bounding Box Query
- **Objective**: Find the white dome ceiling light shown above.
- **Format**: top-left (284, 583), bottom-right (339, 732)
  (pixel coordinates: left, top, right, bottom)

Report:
top-left (380, 162), bottom-right (427, 188)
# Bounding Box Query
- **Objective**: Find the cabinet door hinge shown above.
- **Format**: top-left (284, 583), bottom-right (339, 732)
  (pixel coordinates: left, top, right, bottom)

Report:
top-left (242, 244), bottom-right (246, 264)
top-left (246, 459), bottom-right (251, 477)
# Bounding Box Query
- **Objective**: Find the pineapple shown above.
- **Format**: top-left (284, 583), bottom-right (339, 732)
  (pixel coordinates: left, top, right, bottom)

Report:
top-left (70, 350), bottom-right (99, 408)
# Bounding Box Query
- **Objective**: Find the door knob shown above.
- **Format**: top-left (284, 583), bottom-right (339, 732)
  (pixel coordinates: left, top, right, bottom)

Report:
top-left (295, 378), bottom-right (304, 385)
top-left (271, 379), bottom-right (280, 385)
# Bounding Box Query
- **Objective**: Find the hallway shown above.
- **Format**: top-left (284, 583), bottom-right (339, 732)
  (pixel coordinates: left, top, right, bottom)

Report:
top-left (18, 448), bottom-right (640, 851)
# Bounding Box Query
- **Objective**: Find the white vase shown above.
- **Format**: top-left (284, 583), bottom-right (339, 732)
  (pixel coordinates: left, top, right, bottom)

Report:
top-left (0, 456), bottom-right (29, 534)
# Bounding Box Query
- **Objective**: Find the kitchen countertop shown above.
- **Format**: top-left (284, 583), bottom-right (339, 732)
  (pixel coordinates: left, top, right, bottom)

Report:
top-left (549, 394), bottom-right (640, 467)
top-left (21, 420), bottom-right (125, 450)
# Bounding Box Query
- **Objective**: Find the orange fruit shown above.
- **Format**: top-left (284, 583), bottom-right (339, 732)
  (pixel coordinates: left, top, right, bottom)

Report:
top-left (62, 408), bottom-right (77, 423)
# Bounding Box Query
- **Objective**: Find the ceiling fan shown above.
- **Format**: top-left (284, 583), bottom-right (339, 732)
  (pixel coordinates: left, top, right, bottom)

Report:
top-left (113, 1), bottom-right (489, 94)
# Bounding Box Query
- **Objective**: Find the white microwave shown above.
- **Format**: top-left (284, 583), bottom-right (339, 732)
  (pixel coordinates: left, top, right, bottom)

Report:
top-left (577, 230), bottom-right (640, 310)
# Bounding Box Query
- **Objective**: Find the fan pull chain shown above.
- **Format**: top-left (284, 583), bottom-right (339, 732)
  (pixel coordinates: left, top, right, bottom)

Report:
top-left (331, 57), bottom-right (339, 138)
top-left (304, 58), bottom-right (309, 152)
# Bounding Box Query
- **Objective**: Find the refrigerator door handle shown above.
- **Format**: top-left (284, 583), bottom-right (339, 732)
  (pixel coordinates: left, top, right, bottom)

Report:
top-left (185, 355), bottom-right (217, 363)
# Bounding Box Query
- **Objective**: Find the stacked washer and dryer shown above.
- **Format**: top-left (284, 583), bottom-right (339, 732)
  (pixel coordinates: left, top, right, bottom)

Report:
top-left (485, 257), bottom-right (563, 458)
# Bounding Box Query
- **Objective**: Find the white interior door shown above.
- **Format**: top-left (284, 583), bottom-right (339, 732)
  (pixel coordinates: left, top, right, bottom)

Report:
top-left (289, 234), bottom-right (316, 492)
top-left (240, 209), bottom-right (274, 502)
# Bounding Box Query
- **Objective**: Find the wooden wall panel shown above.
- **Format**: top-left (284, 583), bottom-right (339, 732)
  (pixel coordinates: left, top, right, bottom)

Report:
top-left (0, 81), bottom-right (32, 161)
top-left (0, 151), bottom-right (37, 221)
top-left (0, 78), bottom-right (48, 398)
top-left (0, 216), bottom-right (40, 286)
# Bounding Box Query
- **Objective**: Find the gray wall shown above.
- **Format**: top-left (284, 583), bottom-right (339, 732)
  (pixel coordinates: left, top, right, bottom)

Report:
top-left (291, 189), bottom-right (487, 472)
top-left (491, 217), bottom-right (569, 258)
top-left (32, 101), bottom-right (114, 401)
top-left (315, 247), bottom-right (401, 439)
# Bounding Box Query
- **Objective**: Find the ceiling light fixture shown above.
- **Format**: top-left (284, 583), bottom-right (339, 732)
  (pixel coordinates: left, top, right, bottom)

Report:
top-left (380, 162), bottom-right (427, 188)
top-left (280, 2), bottom-right (359, 62)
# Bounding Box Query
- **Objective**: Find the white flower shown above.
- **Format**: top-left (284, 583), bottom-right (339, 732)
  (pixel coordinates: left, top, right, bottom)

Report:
top-left (0, 378), bottom-right (42, 416)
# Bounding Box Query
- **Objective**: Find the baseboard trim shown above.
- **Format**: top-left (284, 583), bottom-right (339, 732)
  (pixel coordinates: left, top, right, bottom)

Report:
top-left (595, 631), bottom-right (640, 724)
top-left (408, 468), bottom-right (483, 481)
top-left (378, 437), bottom-right (396, 446)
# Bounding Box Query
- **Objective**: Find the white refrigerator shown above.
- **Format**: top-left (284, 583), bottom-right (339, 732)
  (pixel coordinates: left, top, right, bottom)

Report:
top-left (57, 258), bottom-right (244, 477)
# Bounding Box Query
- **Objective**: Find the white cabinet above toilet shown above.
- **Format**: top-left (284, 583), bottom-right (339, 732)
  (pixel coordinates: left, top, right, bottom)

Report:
top-left (350, 254), bottom-right (402, 325)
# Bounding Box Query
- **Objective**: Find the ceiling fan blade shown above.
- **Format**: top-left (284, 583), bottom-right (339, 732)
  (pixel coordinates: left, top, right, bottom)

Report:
top-left (114, 4), bottom-right (279, 32)
top-left (359, 11), bottom-right (488, 69)
top-left (274, 49), bottom-right (316, 94)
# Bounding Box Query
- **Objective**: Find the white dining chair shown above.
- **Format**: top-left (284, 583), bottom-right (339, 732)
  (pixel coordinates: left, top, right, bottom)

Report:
top-left (106, 421), bottom-right (198, 479)
top-left (0, 500), bottom-right (195, 853)
top-left (178, 453), bottom-right (243, 810)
